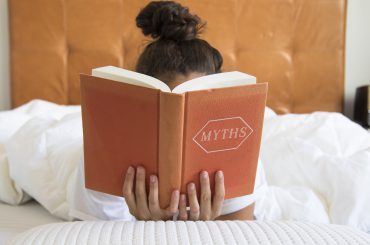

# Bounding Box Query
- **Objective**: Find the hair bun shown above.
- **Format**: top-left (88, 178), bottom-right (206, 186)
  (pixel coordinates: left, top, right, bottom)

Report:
top-left (136, 1), bottom-right (203, 41)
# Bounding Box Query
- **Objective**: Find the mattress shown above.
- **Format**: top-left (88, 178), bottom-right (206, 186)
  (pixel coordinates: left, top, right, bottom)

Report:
top-left (0, 201), bottom-right (62, 245)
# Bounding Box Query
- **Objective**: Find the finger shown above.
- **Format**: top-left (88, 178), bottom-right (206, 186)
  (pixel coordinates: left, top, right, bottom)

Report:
top-left (212, 171), bottom-right (225, 219)
top-left (178, 194), bottom-right (188, 220)
top-left (187, 183), bottom-right (200, 220)
top-left (148, 175), bottom-right (161, 220)
top-left (135, 166), bottom-right (150, 220)
top-left (165, 190), bottom-right (180, 217)
top-left (199, 171), bottom-right (212, 220)
top-left (122, 166), bottom-right (137, 215)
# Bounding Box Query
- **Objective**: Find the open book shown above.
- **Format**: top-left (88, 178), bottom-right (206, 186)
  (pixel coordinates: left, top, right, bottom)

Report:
top-left (80, 66), bottom-right (268, 208)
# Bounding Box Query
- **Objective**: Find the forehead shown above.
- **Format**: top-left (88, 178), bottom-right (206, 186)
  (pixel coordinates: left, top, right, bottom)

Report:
top-left (164, 72), bottom-right (205, 89)
top-left (174, 72), bottom-right (205, 83)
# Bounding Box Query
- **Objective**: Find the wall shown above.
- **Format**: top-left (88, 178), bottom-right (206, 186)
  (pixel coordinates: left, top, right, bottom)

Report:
top-left (344, 0), bottom-right (370, 118)
top-left (0, 0), bottom-right (10, 110)
top-left (1, 0), bottom-right (370, 116)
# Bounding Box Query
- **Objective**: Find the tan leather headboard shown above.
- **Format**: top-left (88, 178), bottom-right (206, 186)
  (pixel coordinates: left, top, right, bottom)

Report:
top-left (9, 0), bottom-right (347, 114)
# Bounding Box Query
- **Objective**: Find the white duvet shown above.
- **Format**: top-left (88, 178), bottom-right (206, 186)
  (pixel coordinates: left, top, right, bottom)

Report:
top-left (0, 100), bottom-right (369, 232)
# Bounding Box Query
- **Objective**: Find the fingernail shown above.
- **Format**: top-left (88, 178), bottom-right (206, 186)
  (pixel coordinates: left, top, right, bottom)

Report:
top-left (217, 171), bottom-right (223, 178)
top-left (150, 175), bottom-right (156, 183)
top-left (137, 166), bottom-right (144, 173)
top-left (201, 171), bottom-right (208, 179)
top-left (180, 194), bottom-right (186, 201)
top-left (127, 166), bottom-right (134, 174)
top-left (173, 190), bottom-right (179, 197)
top-left (189, 183), bottom-right (195, 191)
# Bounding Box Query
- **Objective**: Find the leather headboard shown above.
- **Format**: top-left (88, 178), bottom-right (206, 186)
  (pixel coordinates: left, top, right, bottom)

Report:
top-left (9, 0), bottom-right (347, 114)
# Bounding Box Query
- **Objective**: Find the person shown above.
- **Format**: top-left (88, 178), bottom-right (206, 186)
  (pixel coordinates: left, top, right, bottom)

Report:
top-left (69, 1), bottom-right (267, 222)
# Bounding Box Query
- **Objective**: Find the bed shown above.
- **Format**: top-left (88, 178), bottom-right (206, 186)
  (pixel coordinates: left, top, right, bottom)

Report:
top-left (2, 0), bottom-right (370, 244)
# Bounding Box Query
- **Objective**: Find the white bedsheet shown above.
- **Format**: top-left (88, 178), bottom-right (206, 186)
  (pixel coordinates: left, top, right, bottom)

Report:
top-left (257, 112), bottom-right (370, 233)
top-left (0, 201), bottom-right (62, 245)
top-left (0, 100), bottom-right (369, 233)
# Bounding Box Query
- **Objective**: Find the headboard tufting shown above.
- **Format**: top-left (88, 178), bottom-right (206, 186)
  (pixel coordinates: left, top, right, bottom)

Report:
top-left (9, 0), bottom-right (347, 114)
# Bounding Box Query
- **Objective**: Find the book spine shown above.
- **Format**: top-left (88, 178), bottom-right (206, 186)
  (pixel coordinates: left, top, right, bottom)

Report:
top-left (158, 92), bottom-right (185, 208)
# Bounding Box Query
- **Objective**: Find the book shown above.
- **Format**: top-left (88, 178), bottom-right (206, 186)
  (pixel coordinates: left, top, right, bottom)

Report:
top-left (80, 66), bottom-right (268, 208)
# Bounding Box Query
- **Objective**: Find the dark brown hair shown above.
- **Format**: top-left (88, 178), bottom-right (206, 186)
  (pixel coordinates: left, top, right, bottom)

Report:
top-left (135, 1), bottom-right (223, 83)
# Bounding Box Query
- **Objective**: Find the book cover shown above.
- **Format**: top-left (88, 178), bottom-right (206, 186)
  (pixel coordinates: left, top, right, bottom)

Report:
top-left (80, 73), bottom-right (267, 208)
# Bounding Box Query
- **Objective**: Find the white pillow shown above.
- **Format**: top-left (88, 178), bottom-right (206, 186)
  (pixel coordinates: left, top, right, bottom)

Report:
top-left (9, 220), bottom-right (370, 245)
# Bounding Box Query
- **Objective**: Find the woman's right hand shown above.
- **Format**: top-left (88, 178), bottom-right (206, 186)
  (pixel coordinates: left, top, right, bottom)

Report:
top-left (122, 166), bottom-right (180, 221)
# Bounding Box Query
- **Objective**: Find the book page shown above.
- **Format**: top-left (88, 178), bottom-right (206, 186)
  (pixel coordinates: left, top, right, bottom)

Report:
top-left (92, 66), bottom-right (171, 92)
top-left (172, 71), bottom-right (256, 94)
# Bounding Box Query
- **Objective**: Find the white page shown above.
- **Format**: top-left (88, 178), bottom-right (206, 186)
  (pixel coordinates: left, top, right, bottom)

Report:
top-left (171, 71), bottom-right (256, 94)
top-left (92, 66), bottom-right (256, 94)
top-left (92, 66), bottom-right (171, 92)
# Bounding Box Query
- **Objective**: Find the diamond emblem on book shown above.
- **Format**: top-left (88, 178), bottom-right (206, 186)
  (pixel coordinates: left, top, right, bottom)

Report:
top-left (192, 117), bottom-right (253, 153)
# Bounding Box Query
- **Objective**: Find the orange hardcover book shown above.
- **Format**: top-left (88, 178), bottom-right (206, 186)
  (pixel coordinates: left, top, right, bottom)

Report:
top-left (80, 66), bottom-right (267, 208)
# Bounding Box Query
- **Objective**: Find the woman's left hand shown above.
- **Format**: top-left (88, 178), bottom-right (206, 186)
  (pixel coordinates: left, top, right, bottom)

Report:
top-left (178, 170), bottom-right (225, 221)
